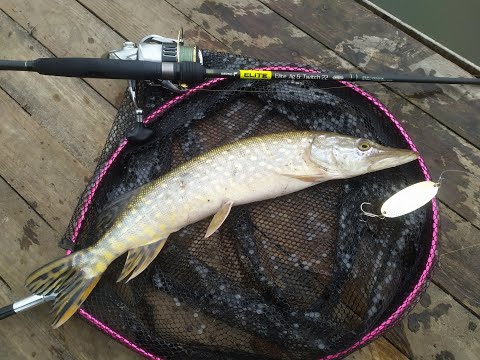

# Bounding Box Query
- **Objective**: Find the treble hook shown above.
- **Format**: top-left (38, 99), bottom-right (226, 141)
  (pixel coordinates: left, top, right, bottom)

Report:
top-left (359, 202), bottom-right (385, 222)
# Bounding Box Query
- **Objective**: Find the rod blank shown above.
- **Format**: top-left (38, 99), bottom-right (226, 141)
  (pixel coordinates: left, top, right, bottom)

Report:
top-left (205, 68), bottom-right (480, 85)
top-left (0, 60), bottom-right (30, 71)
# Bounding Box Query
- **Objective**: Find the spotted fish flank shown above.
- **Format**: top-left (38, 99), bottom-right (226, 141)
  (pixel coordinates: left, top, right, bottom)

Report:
top-left (25, 131), bottom-right (418, 328)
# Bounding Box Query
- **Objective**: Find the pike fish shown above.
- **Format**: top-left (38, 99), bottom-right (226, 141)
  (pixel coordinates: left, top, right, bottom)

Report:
top-left (25, 131), bottom-right (418, 327)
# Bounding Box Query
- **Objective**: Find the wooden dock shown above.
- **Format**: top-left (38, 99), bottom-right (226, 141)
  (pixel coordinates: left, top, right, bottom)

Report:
top-left (0, 1), bottom-right (478, 359)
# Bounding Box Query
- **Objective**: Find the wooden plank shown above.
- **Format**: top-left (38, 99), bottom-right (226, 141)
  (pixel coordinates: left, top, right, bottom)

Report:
top-left (0, 177), bottom-right (139, 359)
top-left (385, 284), bottom-right (480, 359)
top-left (358, 0), bottom-right (480, 75)
top-left (0, 1), bottom-right (126, 106)
top-left (76, 0), bottom-right (228, 52)
top-left (345, 338), bottom-right (407, 360)
top-left (260, 0), bottom-right (480, 148)
top-left (168, 0), bottom-right (353, 70)
top-left (0, 87), bottom-right (89, 231)
top-left (0, 11), bottom-right (116, 170)
top-left (434, 204), bottom-right (480, 314)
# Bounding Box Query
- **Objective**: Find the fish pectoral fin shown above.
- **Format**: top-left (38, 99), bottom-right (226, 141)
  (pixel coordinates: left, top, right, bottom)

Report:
top-left (117, 239), bottom-right (168, 283)
top-left (205, 200), bottom-right (234, 238)
top-left (279, 173), bottom-right (325, 183)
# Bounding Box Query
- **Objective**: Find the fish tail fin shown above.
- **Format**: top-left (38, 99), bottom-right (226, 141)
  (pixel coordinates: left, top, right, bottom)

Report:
top-left (25, 250), bottom-right (103, 328)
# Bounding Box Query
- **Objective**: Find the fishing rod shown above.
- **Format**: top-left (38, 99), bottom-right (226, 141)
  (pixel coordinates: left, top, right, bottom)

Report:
top-left (0, 31), bottom-right (479, 90)
top-left (2, 58), bottom-right (480, 85)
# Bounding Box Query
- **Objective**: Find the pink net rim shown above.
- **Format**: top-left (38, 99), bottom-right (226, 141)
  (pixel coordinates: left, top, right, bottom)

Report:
top-left (65, 67), bottom-right (438, 360)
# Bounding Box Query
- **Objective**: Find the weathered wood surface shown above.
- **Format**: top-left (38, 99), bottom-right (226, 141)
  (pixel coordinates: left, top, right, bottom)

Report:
top-left (0, 0), bottom-right (478, 359)
top-left (385, 285), bottom-right (480, 359)
top-left (0, 11), bottom-right (116, 171)
top-left (434, 205), bottom-right (480, 314)
top-left (0, 86), bottom-right (89, 232)
top-left (261, 0), bottom-right (480, 148)
top-left (344, 338), bottom-right (408, 360)
top-left (0, 0), bottom-right (126, 106)
top-left (76, 0), bottom-right (228, 53)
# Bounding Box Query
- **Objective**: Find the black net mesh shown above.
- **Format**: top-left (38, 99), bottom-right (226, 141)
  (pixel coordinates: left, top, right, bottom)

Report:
top-left (60, 52), bottom-right (437, 359)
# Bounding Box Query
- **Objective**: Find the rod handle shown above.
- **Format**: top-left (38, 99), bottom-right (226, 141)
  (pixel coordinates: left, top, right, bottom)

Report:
top-left (29, 58), bottom-right (206, 82)
top-left (31, 58), bottom-right (164, 80)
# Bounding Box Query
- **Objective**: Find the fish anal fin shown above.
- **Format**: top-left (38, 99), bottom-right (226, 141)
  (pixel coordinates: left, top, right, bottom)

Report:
top-left (205, 200), bottom-right (234, 238)
top-left (117, 239), bottom-right (168, 283)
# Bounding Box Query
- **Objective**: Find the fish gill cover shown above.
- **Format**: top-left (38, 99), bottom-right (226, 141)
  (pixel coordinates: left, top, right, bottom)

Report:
top-left (60, 51), bottom-right (437, 360)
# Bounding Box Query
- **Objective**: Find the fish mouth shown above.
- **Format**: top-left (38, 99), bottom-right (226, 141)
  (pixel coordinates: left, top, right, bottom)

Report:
top-left (368, 148), bottom-right (419, 172)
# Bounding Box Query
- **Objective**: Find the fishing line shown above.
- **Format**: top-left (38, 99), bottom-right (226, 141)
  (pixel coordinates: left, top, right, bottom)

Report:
top-left (440, 243), bottom-right (480, 258)
top-left (437, 169), bottom-right (480, 185)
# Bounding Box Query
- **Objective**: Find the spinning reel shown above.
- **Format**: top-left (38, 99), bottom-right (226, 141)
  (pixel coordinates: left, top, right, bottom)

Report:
top-left (105, 29), bottom-right (203, 142)
top-left (105, 29), bottom-right (203, 93)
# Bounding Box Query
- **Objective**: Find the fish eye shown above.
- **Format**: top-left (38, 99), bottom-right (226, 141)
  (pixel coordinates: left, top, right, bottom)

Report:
top-left (358, 140), bottom-right (371, 151)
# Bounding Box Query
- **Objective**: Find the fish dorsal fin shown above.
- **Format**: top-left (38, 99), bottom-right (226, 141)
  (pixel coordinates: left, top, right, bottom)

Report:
top-left (95, 188), bottom-right (140, 235)
top-left (205, 200), bottom-right (234, 238)
top-left (117, 239), bottom-right (168, 283)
